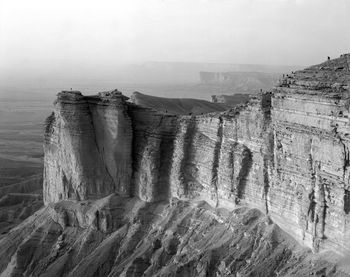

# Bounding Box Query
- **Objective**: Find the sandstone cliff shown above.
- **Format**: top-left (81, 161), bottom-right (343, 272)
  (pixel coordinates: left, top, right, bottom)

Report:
top-left (270, 53), bottom-right (350, 252)
top-left (1, 54), bottom-right (350, 276)
top-left (43, 90), bottom-right (133, 203)
top-left (42, 54), bottom-right (350, 253)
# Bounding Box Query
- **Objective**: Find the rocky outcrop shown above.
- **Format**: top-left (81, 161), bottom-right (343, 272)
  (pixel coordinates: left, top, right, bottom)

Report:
top-left (43, 90), bottom-right (133, 204)
top-left (42, 54), bottom-right (350, 255)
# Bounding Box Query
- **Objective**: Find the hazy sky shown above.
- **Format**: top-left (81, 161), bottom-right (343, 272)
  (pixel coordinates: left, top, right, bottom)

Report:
top-left (1, 0), bottom-right (350, 73)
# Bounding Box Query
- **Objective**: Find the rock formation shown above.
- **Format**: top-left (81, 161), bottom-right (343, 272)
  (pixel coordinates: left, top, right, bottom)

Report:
top-left (43, 54), bottom-right (350, 252)
top-left (1, 54), bottom-right (350, 276)
top-left (270, 54), bottom-right (350, 252)
top-left (43, 90), bottom-right (133, 203)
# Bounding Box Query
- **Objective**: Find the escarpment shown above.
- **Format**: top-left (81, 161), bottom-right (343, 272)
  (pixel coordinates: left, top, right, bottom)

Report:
top-left (2, 54), bottom-right (350, 276)
top-left (41, 54), bottom-right (350, 254)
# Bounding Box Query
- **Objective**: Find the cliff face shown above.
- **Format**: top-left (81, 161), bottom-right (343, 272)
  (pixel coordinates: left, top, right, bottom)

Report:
top-left (2, 55), bottom-right (350, 276)
top-left (42, 55), bottom-right (350, 255)
top-left (269, 54), bottom-right (350, 252)
top-left (43, 90), bottom-right (133, 203)
top-left (128, 93), bottom-right (272, 212)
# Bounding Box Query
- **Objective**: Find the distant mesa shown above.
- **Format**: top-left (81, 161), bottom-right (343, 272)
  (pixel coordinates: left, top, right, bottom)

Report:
top-left (199, 71), bottom-right (282, 93)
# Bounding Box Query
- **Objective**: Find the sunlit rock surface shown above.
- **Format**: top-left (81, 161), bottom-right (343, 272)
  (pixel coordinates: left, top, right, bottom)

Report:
top-left (270, 53), bottom-right (350, 252)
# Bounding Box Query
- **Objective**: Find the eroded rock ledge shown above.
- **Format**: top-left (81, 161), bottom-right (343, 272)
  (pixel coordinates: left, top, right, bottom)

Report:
top-left (43, 54), bottom-right (350, 255)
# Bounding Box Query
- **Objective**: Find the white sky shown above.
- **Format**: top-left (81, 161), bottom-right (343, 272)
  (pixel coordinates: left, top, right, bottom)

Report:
top-left (0, 0), bottom-right (350, 72)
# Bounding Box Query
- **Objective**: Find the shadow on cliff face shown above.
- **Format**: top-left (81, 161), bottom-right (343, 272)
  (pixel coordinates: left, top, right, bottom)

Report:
top-left (129, 108), bottom-right (179, 201)
top-left (156, 132), bottom-right (177, 200)
top-left (180, 118), bottom-right (198, 196)
top-left (236, 146), bottom-right (253, 203)
top-left (344, 189), bottom-right (350, 214)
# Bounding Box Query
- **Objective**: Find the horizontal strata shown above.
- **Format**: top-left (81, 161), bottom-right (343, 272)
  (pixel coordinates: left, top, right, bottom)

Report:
top-left (43, 54), bottom-right (350, 254)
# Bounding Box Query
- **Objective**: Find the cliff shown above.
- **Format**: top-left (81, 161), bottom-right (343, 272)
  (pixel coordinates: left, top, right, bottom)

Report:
top-left (270, 53), bottom-right (350, 252)
top-left (43, 90), bottom-right (133, 203)
top-left (1, 54), bottom-right (350, 276)
top-left (42, 54), bottom-right (350, 253)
